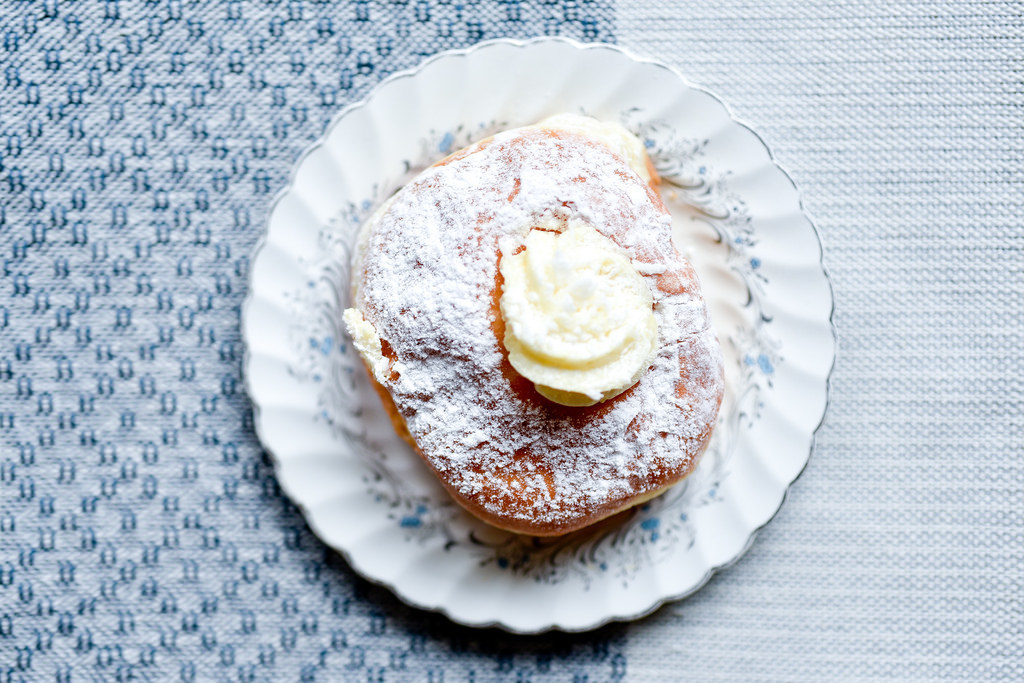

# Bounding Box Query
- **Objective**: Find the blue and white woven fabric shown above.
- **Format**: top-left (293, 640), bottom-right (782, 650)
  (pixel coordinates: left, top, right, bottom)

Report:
top-left (1, 1), bottom-right (1020, 680)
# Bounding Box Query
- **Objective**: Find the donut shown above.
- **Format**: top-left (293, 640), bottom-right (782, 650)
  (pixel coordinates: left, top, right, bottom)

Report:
top-left (343, 114), bottom-right (724, 536)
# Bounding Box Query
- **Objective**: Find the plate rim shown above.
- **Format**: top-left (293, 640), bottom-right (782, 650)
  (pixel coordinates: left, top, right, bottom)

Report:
top-left (241, 36), bottom-right (838, 633)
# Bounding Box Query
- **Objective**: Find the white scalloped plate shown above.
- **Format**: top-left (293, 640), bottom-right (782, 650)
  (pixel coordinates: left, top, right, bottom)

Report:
top-left (243, 38), bottom-right (835, 633)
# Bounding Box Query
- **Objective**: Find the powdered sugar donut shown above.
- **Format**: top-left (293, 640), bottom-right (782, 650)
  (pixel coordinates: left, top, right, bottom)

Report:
top-left (344, 116), bottom-right (724, 536)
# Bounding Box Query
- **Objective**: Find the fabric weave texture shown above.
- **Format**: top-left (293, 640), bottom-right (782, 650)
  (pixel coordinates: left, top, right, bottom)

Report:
top-left (1, 0), bottom-right (1021, 680)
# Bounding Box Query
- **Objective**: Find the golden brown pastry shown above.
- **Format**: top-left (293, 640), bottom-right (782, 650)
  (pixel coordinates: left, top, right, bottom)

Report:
top-left (344, 115), bottom-right (724, 536)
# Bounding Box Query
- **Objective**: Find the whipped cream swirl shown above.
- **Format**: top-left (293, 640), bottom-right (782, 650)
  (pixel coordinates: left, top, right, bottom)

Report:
top-left (499, 219), bottom-right (658, 406)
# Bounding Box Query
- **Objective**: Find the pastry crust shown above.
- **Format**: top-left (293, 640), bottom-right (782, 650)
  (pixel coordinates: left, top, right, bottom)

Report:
top-left (349, 125), bottom-right (724, 536)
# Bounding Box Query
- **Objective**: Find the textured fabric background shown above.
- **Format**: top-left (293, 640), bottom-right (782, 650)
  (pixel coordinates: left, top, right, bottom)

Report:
top-left (616, 2), bottom-right (1023, 680)
top-left (0, 0), bottom-right (1020, 681)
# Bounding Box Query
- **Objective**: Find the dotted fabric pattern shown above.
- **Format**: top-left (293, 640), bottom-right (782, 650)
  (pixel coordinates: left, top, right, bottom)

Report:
top-left (0, 1), bottom-right (628, 681)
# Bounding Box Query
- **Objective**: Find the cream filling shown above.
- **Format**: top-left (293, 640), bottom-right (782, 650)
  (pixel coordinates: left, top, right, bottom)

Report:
top-left (342, 308), bottom-right (389, 383)
top-left (499, 220), bottom-right (658, 407)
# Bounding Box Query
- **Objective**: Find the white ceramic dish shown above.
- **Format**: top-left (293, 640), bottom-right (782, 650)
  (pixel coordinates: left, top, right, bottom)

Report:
top-left (243, 37), bottom-right (835, 633)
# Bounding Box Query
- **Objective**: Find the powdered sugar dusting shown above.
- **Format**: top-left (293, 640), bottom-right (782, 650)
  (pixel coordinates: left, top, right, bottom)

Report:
top-left (351, 127), bottom-right (724, 532)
